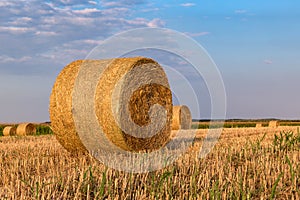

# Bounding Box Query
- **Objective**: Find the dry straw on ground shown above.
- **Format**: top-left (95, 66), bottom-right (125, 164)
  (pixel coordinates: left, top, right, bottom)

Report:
top-left (171, 105), bottom-right (192, 130)
top-left (3, 126), bottom-right (16, 136)
top-left (269, 120), bottom-right (279, 128)
top-left (16, 123), bottom-right (36, 136)
top-left (49, 57), bottom-right (173, 154)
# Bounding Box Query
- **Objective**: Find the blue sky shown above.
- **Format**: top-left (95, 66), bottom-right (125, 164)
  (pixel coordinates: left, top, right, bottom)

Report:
top-left (0, 0), bottom-right (299, 122)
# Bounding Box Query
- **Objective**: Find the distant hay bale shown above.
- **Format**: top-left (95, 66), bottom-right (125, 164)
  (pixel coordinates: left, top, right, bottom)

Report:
top-left (256, 123), bottom-right (262, 128)
top-left (3, 126), bottom-right (16, 136)
top-left (16, 123), bottom-right (36, 136)
top-left (49, 57), bottom-right (173, 154)
top-left (269, 120), bottom-right (279, 128)
top-left (171, 105), bottom-right (192, 130)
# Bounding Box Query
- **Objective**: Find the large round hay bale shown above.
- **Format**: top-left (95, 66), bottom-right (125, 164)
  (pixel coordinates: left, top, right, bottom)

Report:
top-left (49, 57), bottom-right (173, 154)
top-left (16, 123), bottom-right (36, 136)
top-left (3, 126), bottom-right (16, 136)
top-left (171, 105), bottom-right (192, 130)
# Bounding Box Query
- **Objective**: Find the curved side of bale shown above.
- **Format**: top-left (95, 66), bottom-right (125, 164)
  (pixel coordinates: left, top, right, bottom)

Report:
top-left (172, 106), bottom-right (181, 130)
top-left (3, 126), bottom-right (16, 136)
top-left (171, 105), bottom-right (192, 130)
top-left (49, 57), bottom-right (172, 154)
top-left (16, 123), bottom-right (36, 136)
top-left (49, 60), bottom-right (88, 154)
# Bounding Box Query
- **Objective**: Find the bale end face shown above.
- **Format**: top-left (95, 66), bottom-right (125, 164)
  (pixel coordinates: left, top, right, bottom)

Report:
top-left (171, 105), bottom-right (192, 130)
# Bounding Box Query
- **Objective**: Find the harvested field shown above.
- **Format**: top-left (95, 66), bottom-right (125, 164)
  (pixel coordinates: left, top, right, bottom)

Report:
top-left (0, 126), bottom-right (299, 199)
top-left (192, 120), bottom-right (300, 129)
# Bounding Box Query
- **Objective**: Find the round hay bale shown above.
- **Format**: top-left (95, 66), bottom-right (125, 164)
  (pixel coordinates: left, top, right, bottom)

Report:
top-left (3, 126), bottom-right (16, 136)
top-left (171, 105), bottom-right (192, 130)
top-left (256, 123), bottom-right (262, 128)
top-left (16, 123), bottom-right (36, 136)
top-left (49, 57), bottom-right (173, 154)
top-left (269, 120), bottom-right (279, 128)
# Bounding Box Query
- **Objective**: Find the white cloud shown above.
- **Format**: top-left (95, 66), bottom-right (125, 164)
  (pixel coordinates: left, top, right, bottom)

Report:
top-left (101, 1), bottom-right (122, 7)
top-left (180, 3), bottom-right (196, 7)
top-left (118, 17), bottom-right (165, 28)
top-left (101, 7), bottom-right (129, 16)
top-left (72, 8), bottom-right (102, 15)
top-left (141, 8), bottom-right (160, 12)
top-left (0, 26), bottom-right (34, 34)
top-left (0, 1), bottom-right (13, 7)
top-left (235, 9), bottom-right (247, 14)
top-left (264, 59), bottom-right (273, 64)
top-left (81, 39), bottom-right (104, 45)
top-left (9, 17), bottom-right (33, 26)
top-left (101, 0), bottom-right (146, 7)
top-left (49, 0), bottom-right (91, 6)
top-left (35, 31), bottom-right (58, 36)
top-left (64, 16), bottom-right (95, 26)
top-left (63, 38), bottom-right (104, 46)
top-left (147, 18), bottom-right (165, 28)
top-left (0, 55), bottom-right (32, 63)
top-left (88, 1), bottom-right (97, 5)
top-left (185, 32), bottom-right (210, 37)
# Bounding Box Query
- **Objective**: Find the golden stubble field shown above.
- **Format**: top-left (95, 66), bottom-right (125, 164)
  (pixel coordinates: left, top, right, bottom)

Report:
top-left (0, 126), bottom-right (299, 199)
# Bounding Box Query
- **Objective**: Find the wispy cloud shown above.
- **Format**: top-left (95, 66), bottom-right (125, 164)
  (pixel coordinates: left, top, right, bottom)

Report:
top-left (0, 1), bottom-right (13, 7)
top-left (35, 31), bottom-right (58, 36)
top-left (72, 8), bottom-right (102, 15)
top-left (147, 18), bottom-right (165, 28)
top-left (141, 7), bottom-right (160, 12)
top-left (180, 3), bottom-right (196, 7)
top-left (0, 55), bottom-right (32, 63)
top-left (185, 32), bottom-right (210, 37)
top-left (0, 26), bottom-right (34, 34)
top-left (88, 1), bottom-right (97, 5)
top-left (47, 0), bottom-right (91, 6)
top-left (101, 0), bottom-right (146, 7)
top-left (235, 9), bottom-right (247, 14)
top-left (9, 17), bottom-right (33, 26)
top-left (263, 59), bottom-right (273, 64)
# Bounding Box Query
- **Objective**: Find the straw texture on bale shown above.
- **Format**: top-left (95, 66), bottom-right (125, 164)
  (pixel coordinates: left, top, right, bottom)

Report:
top-left (171, 105), bottom-right (192, 130)
top-left (49, 57), bottom-right (173, 154)
top-left (49, 60), bottom-right (87, 154)
top-left (269, 120), bottom-right (279, 128)
top-left (256, 123), bottom-right (262, 128)
top-left (16, 123), bottom-right (36, 136)
top-left (3, 126), bottom-right (16, 136)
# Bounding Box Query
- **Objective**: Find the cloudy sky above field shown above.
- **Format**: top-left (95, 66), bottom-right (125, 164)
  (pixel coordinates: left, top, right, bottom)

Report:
top-left (0, 0), bottom-right (300, 122)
